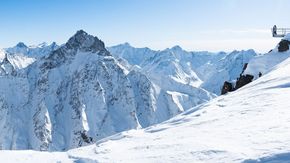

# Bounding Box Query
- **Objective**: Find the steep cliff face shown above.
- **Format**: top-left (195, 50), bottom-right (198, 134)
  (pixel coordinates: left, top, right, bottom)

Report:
top-left (28, 30), bottom-right (144, 151)
top-left (127, 70), bottom-right (158, 127)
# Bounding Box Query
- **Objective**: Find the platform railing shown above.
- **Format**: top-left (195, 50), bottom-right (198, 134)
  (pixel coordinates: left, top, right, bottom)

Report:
top-left (272, 28), bottom-right (290, 37)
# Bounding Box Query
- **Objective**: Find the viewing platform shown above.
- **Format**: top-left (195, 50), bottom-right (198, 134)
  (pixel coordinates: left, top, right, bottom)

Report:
top-left (272, 27), bottom-right (290, 37)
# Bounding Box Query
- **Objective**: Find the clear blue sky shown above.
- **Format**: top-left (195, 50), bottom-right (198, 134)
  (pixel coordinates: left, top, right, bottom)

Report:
top-left (0, 0), bottom-right (289, 53)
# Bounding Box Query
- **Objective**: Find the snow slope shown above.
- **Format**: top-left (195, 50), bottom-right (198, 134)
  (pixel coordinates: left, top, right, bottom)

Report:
top-left (1, 40), bottom-right (290, 162)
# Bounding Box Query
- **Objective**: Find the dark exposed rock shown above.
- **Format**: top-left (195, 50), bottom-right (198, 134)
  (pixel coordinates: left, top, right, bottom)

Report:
top-left (278, 40), bottom-right (290, 52)
top-left (235, 74), bottom-right (254, 90)
top-left (66, 30), bottom-right (109, 54)
top-left (233, 63), bottom-right (253, 91)
top-left (241, 63), bottom-right (248, 74)
top-left (221, 81), bottom-right (234, 95)
top-left (221, 63), bottom-right (254, 95)
top-left (81, 132), bottom-right (93, 144)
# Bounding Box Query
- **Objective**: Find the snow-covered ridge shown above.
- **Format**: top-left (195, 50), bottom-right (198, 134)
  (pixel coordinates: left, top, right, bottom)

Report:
top-left (6, 41), bottom-right (59, 58)
top-left (109, 43), bottom-right (257, 95)
top-left (0, 41), bottom-right (59, 75)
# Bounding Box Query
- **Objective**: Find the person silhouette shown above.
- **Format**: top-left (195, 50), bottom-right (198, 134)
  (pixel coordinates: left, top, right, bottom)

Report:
top-left (273, 25), bottom-right (277, 36)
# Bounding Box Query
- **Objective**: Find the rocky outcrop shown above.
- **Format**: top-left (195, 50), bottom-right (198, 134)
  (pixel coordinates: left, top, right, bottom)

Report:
top-left (65, 30), bottom-right (108, 54)
top-left (278, 40), bottom-right (290, 52)
top-left (221, 63), bottom-right (254, 95)
top-left (235, 74), bottom-right (254, 90)
top-left (221, 81), bottom-right (233, 95)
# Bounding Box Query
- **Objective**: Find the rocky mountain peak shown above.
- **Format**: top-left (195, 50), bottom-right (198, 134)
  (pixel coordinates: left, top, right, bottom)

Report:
top-left (171, 45), bottom-right (182, 51)
top-left (65, 30), bottom-right (108, 54)
top-left (16, 42), bottom-right (28, 48)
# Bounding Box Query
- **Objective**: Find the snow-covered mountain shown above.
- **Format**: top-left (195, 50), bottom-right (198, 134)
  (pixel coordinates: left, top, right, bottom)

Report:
top-left (108, 42), bottom-right (156, 66)
top-left (1, 34), bottom-right (290, 163)
top-left (6, 42), bottom-right (59, 59)
top-left (0, 30), bottom-right (215, 151)
top-left (109, 43), bottom-right (257, 95)
top-left (0, 42), bottom-right (59, 76)
top-left (0, 31), bottom-right (141, 151)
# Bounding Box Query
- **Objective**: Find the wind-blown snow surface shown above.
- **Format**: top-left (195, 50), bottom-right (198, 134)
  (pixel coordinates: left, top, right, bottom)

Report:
top-left (1, 43), bottom-right (290, 163)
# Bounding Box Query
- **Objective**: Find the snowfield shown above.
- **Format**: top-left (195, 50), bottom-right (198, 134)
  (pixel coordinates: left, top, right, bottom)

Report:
top-left (1, 43), bottom-right (290, 162)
